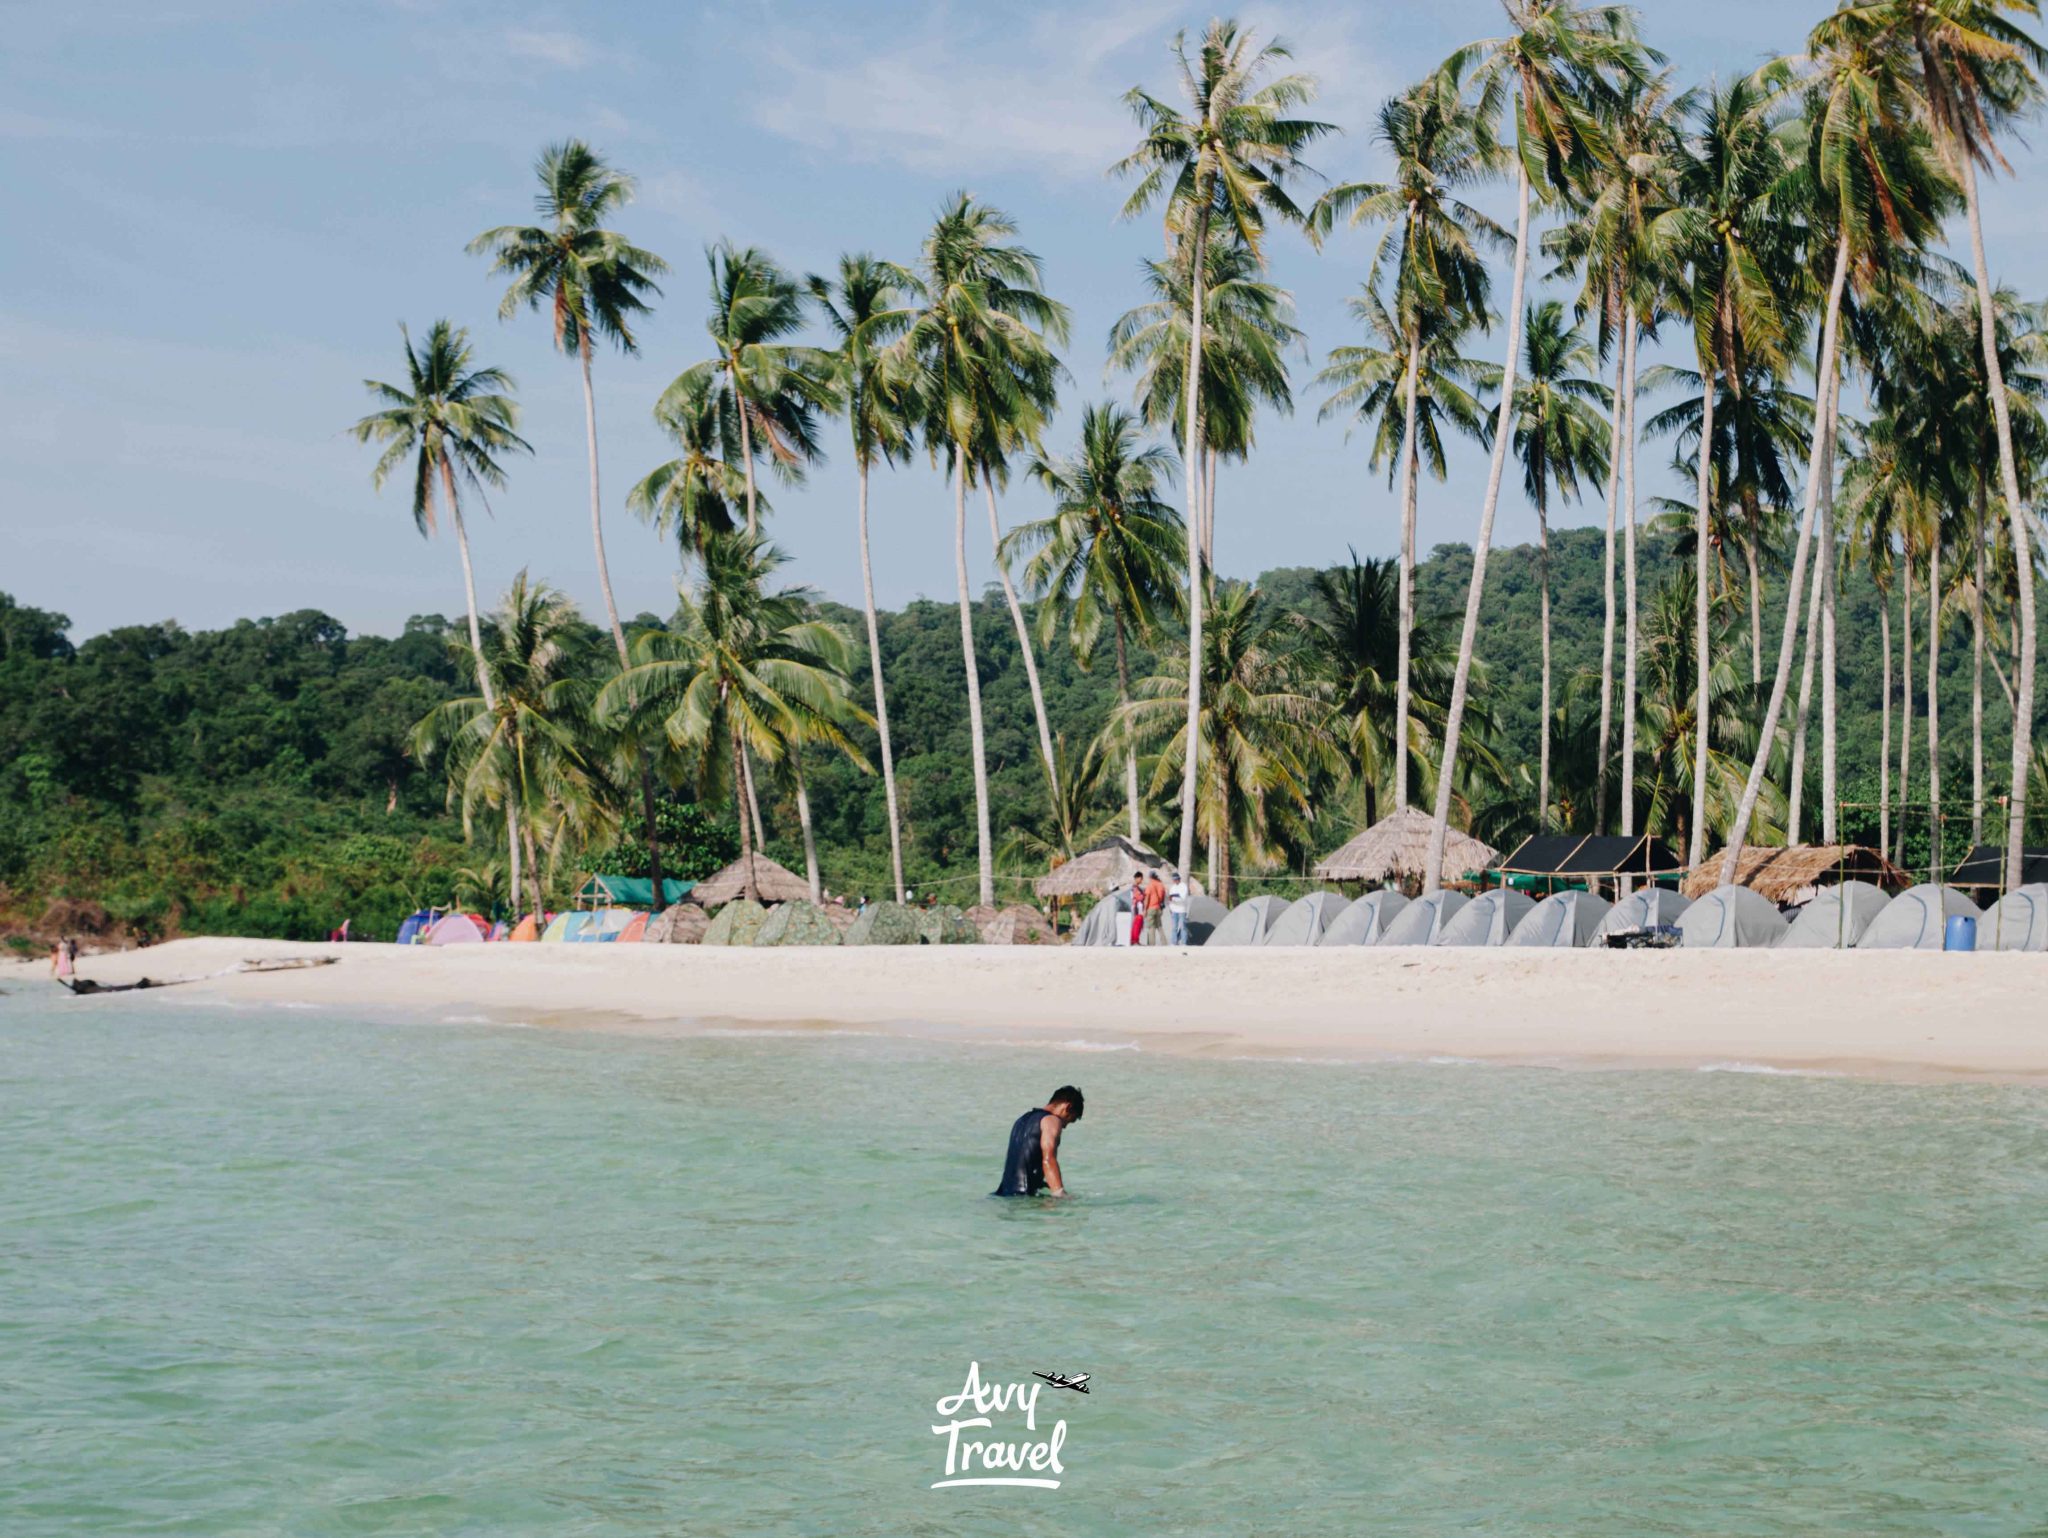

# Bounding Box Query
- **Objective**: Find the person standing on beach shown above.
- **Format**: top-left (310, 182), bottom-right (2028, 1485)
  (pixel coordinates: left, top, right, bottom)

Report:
top-left (1167, 873), bottom-right (1189, 946)
top-left (993, 1087), bottom-right (1084, 1196)
top-left (1143, 870), bottom-right (1167, 945)
top-left (1129, 875), bottom-right (1149, 947)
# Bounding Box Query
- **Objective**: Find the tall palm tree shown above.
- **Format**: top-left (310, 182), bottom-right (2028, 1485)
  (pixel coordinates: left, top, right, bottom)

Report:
top-left (352, 321), bottom-right (531, 907)
top-left (665, 243), bottom-right (832, 540)
top-left (1113, 17), bottom-right (1332, 887)
top-left (1315, 72), bottom-right (1508, 813)
top-left (811, 254), bottom-right (919, 902)
top-left (1009, 403), bottom-right (1187, 843)
top-left (1510, 299), bottom-right (1613, 830)
top-left (627, 368), bottom-right (751, 558)
top-left (1106, 234), bottom-right (1302, 568)
top-left (892, 194), bottom-right (1067, 905)
top-left (1842, 417), bottom-right (1908, 855)
top-left (1849, 0), bottom-right (2047, 890)
top-left (411, 574), bottom-right (614, 922)
top-left (1112, 582), bottom-right (1335, 905)
top-left (1423, 0), bottom-right (1649, 893)
top-left (1544, 70), bottom-right (1684, 838)
top-left (1650, 74), bottom-right (1795, 869)
top-left (597, 534), bottom-right (869, 905)
top-left (469, 140), bottom-right (670, 895)
top-left (1719, 19), bottom-right (1956, 878)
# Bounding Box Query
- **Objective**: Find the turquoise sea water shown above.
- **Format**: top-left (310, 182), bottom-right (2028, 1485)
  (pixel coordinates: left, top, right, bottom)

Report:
top-left (4, 997), bottom-right (2046, 1536)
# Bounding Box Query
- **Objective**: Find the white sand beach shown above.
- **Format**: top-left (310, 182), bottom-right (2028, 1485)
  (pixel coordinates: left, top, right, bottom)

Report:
top-left (8, 936), bottom-right (2045, 1082)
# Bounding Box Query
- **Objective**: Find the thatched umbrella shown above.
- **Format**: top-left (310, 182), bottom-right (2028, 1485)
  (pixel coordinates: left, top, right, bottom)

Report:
top-left (1314, 808), bottom-right (1499, 886)
top-left (1034, 835), bottom-right (1184, 900)
top-left (1683, 844), bottom-right (1909, 902)
top-left (690, 853), bottom-right (811, 907)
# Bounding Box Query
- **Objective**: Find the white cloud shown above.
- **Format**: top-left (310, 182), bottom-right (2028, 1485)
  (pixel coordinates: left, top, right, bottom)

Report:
top-left (504, 27), bottom-right (592, 69)
top-left (747, 0), bottom-right (1181, 182)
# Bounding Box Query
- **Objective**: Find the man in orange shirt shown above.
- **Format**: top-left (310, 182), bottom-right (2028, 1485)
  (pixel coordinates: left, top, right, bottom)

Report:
top-left (1142, 869), bottom-right (1168, 945)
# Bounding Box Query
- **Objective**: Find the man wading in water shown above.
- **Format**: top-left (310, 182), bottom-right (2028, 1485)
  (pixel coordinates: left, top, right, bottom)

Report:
top-left (993, 1087), bottom-right (1084, 1197)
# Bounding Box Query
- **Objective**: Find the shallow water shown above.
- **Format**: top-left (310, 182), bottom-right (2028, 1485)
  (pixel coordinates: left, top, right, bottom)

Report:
top-left (4, 997), bottom-right (2046, 1535)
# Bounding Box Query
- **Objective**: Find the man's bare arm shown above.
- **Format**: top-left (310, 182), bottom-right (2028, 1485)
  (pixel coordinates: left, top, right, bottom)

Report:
top-left (1039, 1115), bottom-right (1066, 1195)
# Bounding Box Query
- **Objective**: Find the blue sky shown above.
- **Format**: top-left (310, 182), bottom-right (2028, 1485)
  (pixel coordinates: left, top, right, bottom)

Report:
top-left (6, 0), bottom-right (2045, 641)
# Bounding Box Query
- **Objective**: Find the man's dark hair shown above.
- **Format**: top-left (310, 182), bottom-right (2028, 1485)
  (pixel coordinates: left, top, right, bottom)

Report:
top-left (1050, 1085), bottom-right (1085, 1120)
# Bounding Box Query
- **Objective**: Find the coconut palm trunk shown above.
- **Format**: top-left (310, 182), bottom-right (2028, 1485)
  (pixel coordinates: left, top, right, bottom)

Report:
top-left (1958, 152), bottom-right (2037, 894)
top-left (1115, 617), bottom-right (1141, 840)
top-left (730, 722), bottom-right (759, 903)
top-left (737, 398), bottom-right (761, 538)
top-left (1394, 333), bottom-right (1423, 813)
top-left (1928, 531), bottom-right (1943, 881)
top-left (436, 455), bottom-right (523, 914)
top-left (1819, 366), bottom-right (1840, 843)
top-left (1788, 525), bottom-right (1825, 842)
top-left (1972, 474), bottom-right (1987, 846)
top-left (1689, 355), bottom-right (1718, 869)
top-left (1880, 593), bottom-right (1893, 857)
top-left (1717, 234), bottom-right (1852, 880)
top-left (1537, 492), bottom-right (1554, 832)
top-left (1174, 202), bottom-right (1213, 886)
top-left (1744, 512), bottom-right (1764, 686)
top-left (522, 824), bottom-right (543, 923)
top-left (1620, 320), bottom-right (1641, 856)
top-left (1596, 340), bottom-right (1624, 833)
top-left (1204, 445), bottom-right (1219, 568)
top-left (953, 449), bottom-right (996, 906)
top-left (1899, 561), bottom-right (1915, 866)
top-left (983, 474), bottom-right (1062, 801)
top-left (1425, 162), bottom-right (1531, 894)
top-left (794, 753), bottom-right (822, 902)
top-left (857, 457), bottom-right (907, 901)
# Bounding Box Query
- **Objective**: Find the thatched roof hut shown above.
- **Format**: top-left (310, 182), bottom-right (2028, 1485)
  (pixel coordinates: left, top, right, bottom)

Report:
top-left (690, 853), bottom-right (811, 907)
top-left (1313, 808), bottom-right (1499, 886)
top-left (1682, 844), bottom-right (1908, 902)
top-left (1035, 835), bottom-right (1183, 900)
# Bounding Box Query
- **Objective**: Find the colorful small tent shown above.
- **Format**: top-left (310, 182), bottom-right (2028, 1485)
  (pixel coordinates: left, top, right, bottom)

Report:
top-left (615, 912), bottom-right (650, 943)
top-left (569, 908), bottom-right (639, 942)
top-left (425, 912), bottom-right (487, 945)
top-left (540, 912), bottom-right (586, 944)
top-left (396, 909), bottom-right (436, 946)
top-left (508, 914), bottom-right (541, 943)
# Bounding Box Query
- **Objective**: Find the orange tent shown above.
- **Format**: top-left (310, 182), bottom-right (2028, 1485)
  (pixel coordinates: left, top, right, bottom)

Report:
top-left (616, 912), bottom-right (649, 943)
top-left (508, 914), bottom-right (541, 943)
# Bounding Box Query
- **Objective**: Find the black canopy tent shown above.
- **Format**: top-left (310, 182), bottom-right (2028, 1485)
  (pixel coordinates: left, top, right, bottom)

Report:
top-left (1497, 834), bottom-right (1687, 881)
top-left (1948, 844), bottom-right (2048, 888)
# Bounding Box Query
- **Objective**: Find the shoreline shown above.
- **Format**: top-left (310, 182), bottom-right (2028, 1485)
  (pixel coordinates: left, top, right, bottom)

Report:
top-left (6, 935), bottom-right (2046, 1084)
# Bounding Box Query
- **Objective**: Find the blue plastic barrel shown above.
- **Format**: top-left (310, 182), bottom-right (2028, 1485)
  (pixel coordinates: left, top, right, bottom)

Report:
top-left (1944, 914), bottom-right (1978, 952)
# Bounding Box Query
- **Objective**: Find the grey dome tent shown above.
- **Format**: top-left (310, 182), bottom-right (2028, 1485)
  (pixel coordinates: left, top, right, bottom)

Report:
top-left (1677, 885), bottom-right (1787, 948)
top-left (1320, 889), bottom-right (1409, 946)
top-left (1259, 891), bottom-right (1351, 946)
top-left (1858, 883), bottom-right (1980, 950)
top-left (1776, 881), bottom-right (1892, 949)
top-left (1434, 889), bottom-right (1534, 946)
top-left (1507, 890), bottom-right (1612, 947)
top-left (1072, 890), bottom-right (1133, 947)
top-left (1982, 884), bottom-right (2048, 951)
top-left (1376, 891), bottom-right (1468, 946)
top-left (1183, 893), bottom-right (1229, 945)
top-left (1205, 894), bottom-right (1287, 947)
top-left (1596, 888), bottom-right (1692, 938)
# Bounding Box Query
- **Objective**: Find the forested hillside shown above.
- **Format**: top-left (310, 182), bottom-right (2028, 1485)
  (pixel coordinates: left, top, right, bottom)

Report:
top-left (4, 522), bottom-right (2033, 948)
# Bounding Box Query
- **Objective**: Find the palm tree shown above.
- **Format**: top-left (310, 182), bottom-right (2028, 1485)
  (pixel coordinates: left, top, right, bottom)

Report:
top-left (1009, 403), bottom-right (1187, 842)
top-left (469, 140), bottom-right (670, 896)
top-left (1544, 69), bottom-right (1684, 839)
top-left (411, 574), bottom-right (615, 922)
top-left (811, 254), bottom-right (919, 902)
top-left (627, 368), bottom-right (751, 558)
top-left (664, 243), bottom-right (831, 540)
top-left (1315, 72), bottom-right (1508, 813)
top-left (1848, 0), bottom-right (2047, 891)
top-left (1718, 19), bottom-right (1957, 878)
top-left (1650, 74), bottom-right (1796, 870)
top-left (351, 320), bottom-right (531, 907)
top-left (1290, 553), bottom-right (1491, 825)
top-left (1113, 17), bottom-right (1332, 888)
top-left (597, 534), bottom-right (869, 905)
top-left (1112, 582), bottom-right (1335, 905)
top-left (893, 194), bottom-right (1068, 905)
top-left (1106, 234), bottom-right (1303, 568)
top-left (1510, 299), bottom-right (1612, 829)
top-left (1423, 0), bottom-right (1649, 893)
top-left (1843, 417), bottom-right (1908, 855)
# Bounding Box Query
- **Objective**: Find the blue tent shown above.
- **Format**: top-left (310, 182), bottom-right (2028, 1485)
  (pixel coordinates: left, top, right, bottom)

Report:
top-left (395, 909), bottom-right (436, 946)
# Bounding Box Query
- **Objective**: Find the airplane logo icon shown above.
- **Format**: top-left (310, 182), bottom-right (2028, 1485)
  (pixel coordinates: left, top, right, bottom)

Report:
top-left (1033, 1371), bottom-right (1090, 1394)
